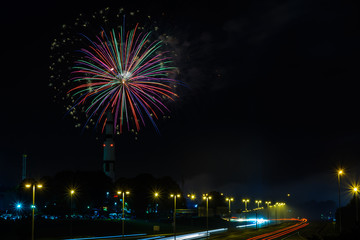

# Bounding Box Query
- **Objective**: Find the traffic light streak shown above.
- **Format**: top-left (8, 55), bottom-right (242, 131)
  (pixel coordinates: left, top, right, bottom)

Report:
top-left (247, 220), bottom-right (308, 240)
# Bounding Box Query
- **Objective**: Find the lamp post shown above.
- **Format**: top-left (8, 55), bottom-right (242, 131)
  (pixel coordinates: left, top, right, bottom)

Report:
top-left (170, 194), bottom-right (181, 240)
top-left (203, 194), bottom-right (212, 238)
top-left (255, 200), bottom-right (262, 209)
top-left (275, 203), bottom-right (279, 224)
top-left (70, 190), bottom-right (75, 215)
top-left (337, 169), bottom-right (344, 233)
top-left (274, 202), bottom-right (285, 222)
top-left (225, 197), bottom-right (234, 222)
top-left (187, 194), bottom-right (197, 213)
top-left (254, 200), bottom-right (261, 229)
top-left (187, 194), bottom-right (196, 201)
top-left (154, 192), bottom-right (159, 216)
top-left (25, 183), bottom-right (43, 240)
top-left (353, 187), bottom-right (359, 226)
top-left (242, 199), bottom-right (250, 211)
top-left (265, 201), bottom-right (271, 226)
top-left (226, 197), bottom-right (234, 228)
top-left (279, 202), bottom-right (285, 219)
top-left (117, 191), bottom-right (130, 238)
top-left (70, 189), bottom-right (75, 237)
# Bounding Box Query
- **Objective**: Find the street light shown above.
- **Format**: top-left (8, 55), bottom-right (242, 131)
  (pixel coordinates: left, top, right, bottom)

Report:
top-left (242, 199), bottom-right (250, 211)
top-left (281, 203), bottom-right (286, 219)
top-left (153, 192), bottom-right (160, 215)
top-left (69, 189), bottom-right (75, 237)
top-left (274, 202), bottom-right (285, 222)
top-left (170, 194), bottom-right (181, 240)
top-left (254, 200), bottom-right (262, 229)
top-left (352, 186), bottom-right (359, 226)
top-left (117, 191), bottom-right (130, 238)
top-left (203, 194), bottom-right (212, 238)
top-left (25, 183), bottom-right (43, 240)
top-left (274, 202), bottom-right (279, 224)
top-left (225, 197), bottom-right (234, 224)
top-left (255, 200), bottom-right (262, 208)
top-left (187, 194), bottom-right (196, 200)
top-left (265, 201), bottom-right (271, 225)
top-left (70, 189), bottom-right (75, 216)
top-left (337, 169), bottom-right (344, 232)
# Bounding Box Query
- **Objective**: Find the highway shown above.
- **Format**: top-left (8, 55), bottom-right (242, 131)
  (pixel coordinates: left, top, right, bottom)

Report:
top-left (65, 219), bottom-right (308, 240)
top-left (205, 221), bottom-right (308, 240)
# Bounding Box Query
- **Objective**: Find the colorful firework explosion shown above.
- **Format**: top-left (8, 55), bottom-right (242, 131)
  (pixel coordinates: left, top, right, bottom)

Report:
top-left (68, 24), bottom-right (179, 134)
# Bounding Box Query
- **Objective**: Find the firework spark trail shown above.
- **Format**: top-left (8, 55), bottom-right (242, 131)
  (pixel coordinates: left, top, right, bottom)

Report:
top-left (68, 24), bottom-right (179, 134)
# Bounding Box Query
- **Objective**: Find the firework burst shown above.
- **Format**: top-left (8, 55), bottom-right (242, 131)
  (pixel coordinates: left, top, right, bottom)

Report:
top-left (69, 24), bottom-right (179, 134)
top-left (50, 8), bottom-right (182, 135)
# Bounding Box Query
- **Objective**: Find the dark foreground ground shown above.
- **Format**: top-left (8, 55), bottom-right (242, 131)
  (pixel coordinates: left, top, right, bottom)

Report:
top-left (292, 221), bottom-right (359, 240)
top-left (236, 221), bottom-right (358, 240)
top-left (1, 218), bottom-right (359, 240)
top-left (206, 221), bottom-right (358, 240)
top-left (0, 216), bottom-right (229, 240)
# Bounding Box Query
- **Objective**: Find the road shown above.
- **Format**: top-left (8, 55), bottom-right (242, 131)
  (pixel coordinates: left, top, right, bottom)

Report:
top-left (205, 221), bottom-right (308, 240)
top-left (65, 220), bottom-right (308, 240)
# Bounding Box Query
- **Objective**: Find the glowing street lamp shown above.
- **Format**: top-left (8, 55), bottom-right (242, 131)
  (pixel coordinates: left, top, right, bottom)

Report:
top-left (265, 201), bottom-right (271, 225)
top-left (225, 197), bottom-right (234, 223)
top-left (170, 194), bottom-right (181, 240)
top-left (337, 169), bottom-right (344, 232)
top-left (203, 194), bottom-right (212, 238)
top-left (69, 189), bottom-right (76, 237)
top-left (117, 191), bottom-right (130, 238)
top-left (70, 189), bottom-right (75, 216)
top-left (187, 194), bottom-right (196, 200)
top-left (273, 202), bottom-right (280, 224)
top-left (255, 200), bottom-right (262, 208)
top-left (242, 199), bottom-right (250, 211)
top-left (274, 202), bottom-right (285, 221)
top-left (154, 192), bottom-right (160, 214)
top-left (187, 194), bottom-right (197, 211)
top-left (25, 183), bottom-right (43, 240)
top-left (352, 186), bottom-right (359, 225)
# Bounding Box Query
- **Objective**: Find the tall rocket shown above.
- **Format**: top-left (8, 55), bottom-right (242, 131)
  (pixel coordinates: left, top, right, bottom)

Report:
top-left (103, 112), bottom-right (116, 182)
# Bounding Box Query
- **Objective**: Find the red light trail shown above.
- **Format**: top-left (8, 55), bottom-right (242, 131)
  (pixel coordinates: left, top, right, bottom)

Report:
top-left (247, 219), bottom-right (308, 240)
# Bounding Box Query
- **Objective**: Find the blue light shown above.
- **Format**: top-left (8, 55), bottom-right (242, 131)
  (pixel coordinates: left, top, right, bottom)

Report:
top-left (13, 201), bottom-right (24, 212)
top-left (64, 233), bottom-right (146, 240)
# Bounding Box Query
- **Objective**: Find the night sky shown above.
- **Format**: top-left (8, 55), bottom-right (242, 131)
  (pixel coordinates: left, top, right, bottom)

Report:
top-left (1, 0), bottom-right (359, 206)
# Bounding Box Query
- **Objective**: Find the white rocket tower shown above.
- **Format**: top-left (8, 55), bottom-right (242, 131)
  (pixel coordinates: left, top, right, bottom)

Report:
top-left (103, 112), bottom-right (116, 182)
